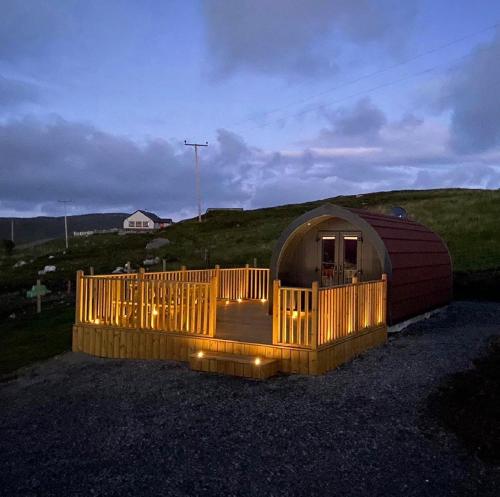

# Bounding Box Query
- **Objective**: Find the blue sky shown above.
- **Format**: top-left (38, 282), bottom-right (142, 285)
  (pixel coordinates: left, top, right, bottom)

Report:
top-left (1, 0), bottom-right (500, 220)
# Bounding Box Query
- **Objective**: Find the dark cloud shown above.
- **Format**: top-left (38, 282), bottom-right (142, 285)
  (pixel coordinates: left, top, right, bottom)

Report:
top-left (0, 75), bottom-right (40, 107)
top-left (439, 31), bottom-right (500, 153)
top-left (320, 97), bottom-right (387, 141)
top-left (0, 117), bottom-right (254, 218)
top-left (203, 0), bottom-right (417, 79)
top-left (1, 114), bottom-right (499, 219)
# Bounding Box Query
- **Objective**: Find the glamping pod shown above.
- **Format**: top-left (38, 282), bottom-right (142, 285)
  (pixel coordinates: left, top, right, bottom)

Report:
top-left (270, 204), bottom-right (452, 324)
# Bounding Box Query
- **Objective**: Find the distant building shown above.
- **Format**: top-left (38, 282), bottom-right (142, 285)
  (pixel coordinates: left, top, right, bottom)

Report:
top-left (123, 210), bottom-right (173, 231)
top-left (205, 208), bottom-right (244, 214)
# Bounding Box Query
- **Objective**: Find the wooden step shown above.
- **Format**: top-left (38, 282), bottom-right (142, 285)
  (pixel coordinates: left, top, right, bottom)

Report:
top-left (189, 350), bottom-right (279, 379)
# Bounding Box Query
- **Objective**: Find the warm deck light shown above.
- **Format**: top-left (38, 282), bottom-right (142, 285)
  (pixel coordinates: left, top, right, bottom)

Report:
top-left (152, 309), bottom-right (158, 316)
top-left (94, 318), bottom-right (100, 324)
top-left (292, 310), bottom-right (298, 319)
top-left (197, 351), bottom-right (204, 358)
top-left (254, 357), bottom-right (261, 366)
top-left (260, 298), bottom-right (267, 303)
top-left (225, 300), bottom-right (230, 305)
top-left (237, 298), bottom-right (242, 303)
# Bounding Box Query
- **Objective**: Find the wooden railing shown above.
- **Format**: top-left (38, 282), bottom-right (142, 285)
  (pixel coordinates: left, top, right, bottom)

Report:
top-left (272, 275), bottom-right (387, 349)
top-left (75, 271), bottom-right (217, 336)
top-left (141, 266), bottom-right (269, 301)
top-left (272, 282), bottom-right (317, 347)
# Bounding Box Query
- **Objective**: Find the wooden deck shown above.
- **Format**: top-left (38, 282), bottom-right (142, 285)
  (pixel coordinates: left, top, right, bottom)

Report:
top-left (215, 301), bottom-right (272, 344)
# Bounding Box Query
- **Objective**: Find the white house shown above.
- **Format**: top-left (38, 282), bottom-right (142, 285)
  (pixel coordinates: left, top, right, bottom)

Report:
top-left (123, 210), bottom-right (173, 231)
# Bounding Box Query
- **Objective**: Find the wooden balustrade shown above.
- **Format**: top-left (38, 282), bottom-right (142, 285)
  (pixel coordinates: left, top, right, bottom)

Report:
top-left (272, 282), bottom-right (316, 347)
top-left (75, 271), bottom-right (217, 336)
top-left (272, 275), bottom-right (387, 349)
top-left (143, 266), bottom-right (269, 301)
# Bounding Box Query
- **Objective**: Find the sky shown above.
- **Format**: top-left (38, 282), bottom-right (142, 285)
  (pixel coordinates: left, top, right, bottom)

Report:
top-left (1, 0), bottom-right (500, 220)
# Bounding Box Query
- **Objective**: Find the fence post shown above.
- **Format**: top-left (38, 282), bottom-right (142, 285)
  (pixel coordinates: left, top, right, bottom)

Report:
top-left (137, 267), bottom-right (145, 329)
top-left (381, 273), bottom-right (388, 325)
top-left (352, 275), bottom-right (359, 332)
top-left (311, 281), bottom-right (319, 349)
top-left (36, 279), bottom-right (42, 314)
top-left (75, 270), bottom-right (83, 324)
top-left (309, 281), bottom-right (319, 374)
top-left (209, 273), bottom-right (218, 337)
top-left (272, 280), bottom-right (281, 344)
top-left (215, 264), bottom-right (221, 299)
top-left (245, 263), bottom-right (250, 300)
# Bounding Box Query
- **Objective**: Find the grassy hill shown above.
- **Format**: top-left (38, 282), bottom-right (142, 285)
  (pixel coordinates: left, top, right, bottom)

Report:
top-left (2, 188), bottom-right (500, 300)
top-left (0, 213), bottom-right (128, 245)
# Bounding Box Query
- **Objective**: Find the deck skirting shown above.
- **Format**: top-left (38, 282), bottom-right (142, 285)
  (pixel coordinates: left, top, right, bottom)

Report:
top-left (72, 324), bottom-right (387, 376)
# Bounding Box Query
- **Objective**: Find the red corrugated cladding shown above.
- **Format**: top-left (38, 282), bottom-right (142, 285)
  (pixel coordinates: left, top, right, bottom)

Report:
top-left (352, 209), bottom-right (453, 324)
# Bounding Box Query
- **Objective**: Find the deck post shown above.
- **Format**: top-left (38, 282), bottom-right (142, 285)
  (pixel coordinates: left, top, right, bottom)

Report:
top-left (137, 267), bottom-right (145, 329)
top-left (381, 273), bottom-right (388, 324)
top-left (309, 281), bottom-right (319, 374)
top-left (75, 270), bottom-right (84, 324)
top-left (209, 273), bottom-right (218, 337)
top-left (352, 275), bottom-right (359, 332)
top-left (311, 281), bottom-right (319, 350)
top-left (272, 280), bottom-right (281, 344)
top-left (89, 266), bottom-right (94, 276)
top-left (245, 263), bottom-right (250, 300)
top-left (214, 264), bottom-right (220, 299)
top-left (162, 259), bottom-right (166, 272)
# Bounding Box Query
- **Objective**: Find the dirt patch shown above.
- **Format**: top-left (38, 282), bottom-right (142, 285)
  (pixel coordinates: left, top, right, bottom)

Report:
top-left (428, 336), bottom-right (500, 464)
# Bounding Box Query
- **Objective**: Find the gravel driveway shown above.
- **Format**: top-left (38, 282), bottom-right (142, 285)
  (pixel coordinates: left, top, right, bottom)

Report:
top-left (1, 301), bottom-right (500, 497)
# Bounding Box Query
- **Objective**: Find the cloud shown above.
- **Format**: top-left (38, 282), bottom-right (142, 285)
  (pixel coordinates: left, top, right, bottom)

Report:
top-left (202, 0), bottom-right (417, 79)
top-left (2, 113), bottom-right (500, 219)
top-left (0, 75), bottom-right (40, 107)
top-left (439, 31), bottom-right (500, 153)
top-left (0, 117), bottom-right (256, 218)
top-left (318, 97), bottom-right (387, 143)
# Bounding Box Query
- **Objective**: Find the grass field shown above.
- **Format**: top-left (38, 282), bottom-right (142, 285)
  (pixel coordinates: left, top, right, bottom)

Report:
top-left (2, 188), bottom-right (500, 289)
top-left (0, 305), bottom-right (74, 378)
top-left (1, 187), bottom-right (499, 374)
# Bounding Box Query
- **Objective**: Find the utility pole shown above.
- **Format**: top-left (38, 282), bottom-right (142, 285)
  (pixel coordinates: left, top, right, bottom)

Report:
top-left (58, 200), bottom-right (72, 249)
top-left (10, 219), bottom-right (14, 243)
top-left (184, 140), bottom-right (208, 223)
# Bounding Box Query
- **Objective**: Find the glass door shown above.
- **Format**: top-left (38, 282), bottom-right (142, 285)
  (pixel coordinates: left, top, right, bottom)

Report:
top-left (320, 235), bottom-right (339, 287)
top-left (341, 234), bottom-right (361, 283)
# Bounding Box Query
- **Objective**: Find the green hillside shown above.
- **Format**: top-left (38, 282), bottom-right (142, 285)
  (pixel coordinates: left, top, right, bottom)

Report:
top-left (2, 188), bottom-right (500, 300)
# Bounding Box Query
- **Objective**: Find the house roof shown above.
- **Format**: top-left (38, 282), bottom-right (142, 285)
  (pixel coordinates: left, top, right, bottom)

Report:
top-left (129, 210), bottom-right (172, 224)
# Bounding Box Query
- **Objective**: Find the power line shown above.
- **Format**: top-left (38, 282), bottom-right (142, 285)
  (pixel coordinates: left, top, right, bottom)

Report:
top-left (231, 21), bottom-right (499, 129)
top-left (184, 140), bottom-right (209, 222)
top-left (239, 39), bottom-right (500, 133)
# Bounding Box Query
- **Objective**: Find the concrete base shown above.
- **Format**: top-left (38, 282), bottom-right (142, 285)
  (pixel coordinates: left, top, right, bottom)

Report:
top-left (388, 306), bottom-right (448, 333)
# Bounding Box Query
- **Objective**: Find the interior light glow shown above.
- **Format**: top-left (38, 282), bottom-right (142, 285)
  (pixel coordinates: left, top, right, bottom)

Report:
top-left (254, 357), bottom-right (261, 366)
top-left (322, 236), bottom-right (336, 240)
top-left (197, 351), bottom-right (204, 358)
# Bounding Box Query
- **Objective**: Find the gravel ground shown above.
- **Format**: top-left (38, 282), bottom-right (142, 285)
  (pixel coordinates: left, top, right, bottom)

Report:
top-left (1, 301), bottom-right (500, 497)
